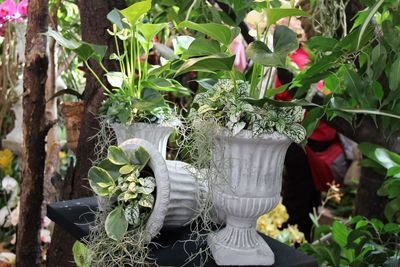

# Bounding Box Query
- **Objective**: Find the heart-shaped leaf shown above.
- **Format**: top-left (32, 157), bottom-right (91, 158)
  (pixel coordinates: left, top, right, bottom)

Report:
top-left (266, 8), bottom-right (308, 28)
top-left (138, 23), bottom-right (167, 41)
top-left (179, 21), bottom-right (240, 46)
top-left (120, 0), bottom-right (151, 27)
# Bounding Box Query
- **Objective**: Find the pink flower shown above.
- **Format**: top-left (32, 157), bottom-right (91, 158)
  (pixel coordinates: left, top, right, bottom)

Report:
top-left (230, 36), bottom-right (247, 72)
top-left (0, 0), bottom-right (17, 19)
top-left (289, 47), bottom-right (310, 70)
top-left (16, 0), bottom-right (28, 17)
top-left (40, 229), bottom-right (51, 243)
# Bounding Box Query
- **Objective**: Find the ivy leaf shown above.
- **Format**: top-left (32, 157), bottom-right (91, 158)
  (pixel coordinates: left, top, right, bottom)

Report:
top-left (105, 206), bottom-right (128, 241)
top-left (108, 146), bottom-right (130, 165)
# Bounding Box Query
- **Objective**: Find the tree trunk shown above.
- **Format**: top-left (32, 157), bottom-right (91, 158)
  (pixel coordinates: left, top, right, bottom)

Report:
top-left (46, 1), bottom-right (125, 266)
top-left (16, 0), bottom-right (50, 266)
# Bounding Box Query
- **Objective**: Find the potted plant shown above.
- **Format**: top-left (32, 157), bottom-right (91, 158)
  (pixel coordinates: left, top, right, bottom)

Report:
top-left (86, 139), bottom-right (170, 265)
top-left (47, 0), bottom-right (190, 159)
top-left (177, 5), bottom-right (308, 266)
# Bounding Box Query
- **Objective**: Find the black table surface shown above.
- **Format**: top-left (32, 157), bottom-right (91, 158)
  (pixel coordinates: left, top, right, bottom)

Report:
top-left (47, 197), bottom-right (317, 267)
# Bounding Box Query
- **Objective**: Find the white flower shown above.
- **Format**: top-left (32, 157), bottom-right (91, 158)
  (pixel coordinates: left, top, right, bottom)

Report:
top-left (10, 205), bottom-right (19, 226)
top-left (42, 216), bottom-right (51, 228)
top-left (0, 252), bottom-right (16, 264)
top-left (2, 176), bottom-right (19, 194)
top-left (40, 229), bottom-right (51, 243)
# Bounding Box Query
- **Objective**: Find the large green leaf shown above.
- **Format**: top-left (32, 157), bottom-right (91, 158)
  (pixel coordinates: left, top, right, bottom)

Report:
top-left (108, 146), bottom-right (130, 165)
top-left (384, 196), bottom-right (400, 222)
top-left (265, 8), bottom-right (308, 28)
top-left (138, 23), bottom-right (167, 41)
top-left (306, 36), bottom-right (337, 52)
top-left (46, 30), bottom-right (107, 62)
top-left (72, 241), bottom-right (92, 267)
top-left (371, 44), bottom-right (387, 81)
top-left (105, 72), bottom-right (126, 88)
top-left (173, 36), bottom-right (195, 55)
top-left (179, 21), bottom-right (240, 46)
top-left (88, 166), bottom-right (115, 196)
top-left (246, 41), bottom-right (286, 67)
top-left (131, 87), bottom-right (165, 110)
top-left (356, 0), bottom-right (384, 49)
top-left (98, 159), bottom-right (120, 181)
top-left (342, 67), bottom-right (365, 102)
top-left (134, 146), bottom-right (151, 168)
top-left (175, 54), bottom-right (235, 76)
top-left (273, 25), bottom-right (299, 54)
top-left (120, 0), bottom-right (151, 27)
top-left (105, 206), bottom-right (128, 241)
top-left (332, 221), bottom-right (349, 249)
top-left (182, 37), bottom-right (222, 59)
top-left (389, 56), bottom-right (400, 91)
top-left (246, 26), bottom-right (298, 68)
top-left (107, 9), bottom-right (130, 30)
top-left (141, 78), bottom-right (190, 95)
top-left (302, 107), bottom-right (325, 137)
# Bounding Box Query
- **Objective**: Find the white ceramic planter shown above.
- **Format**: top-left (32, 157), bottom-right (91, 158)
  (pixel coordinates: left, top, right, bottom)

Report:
top-left (111, 122), bottom-right (173, 159)
top-left (207, 130), bottom-right (291, 266)
top-left (98, 138), bottom-right (170, 239)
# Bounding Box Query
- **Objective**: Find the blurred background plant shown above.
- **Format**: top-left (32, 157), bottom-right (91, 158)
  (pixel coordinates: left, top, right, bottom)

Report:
top-left (257, 202), bottom-right (307, 246)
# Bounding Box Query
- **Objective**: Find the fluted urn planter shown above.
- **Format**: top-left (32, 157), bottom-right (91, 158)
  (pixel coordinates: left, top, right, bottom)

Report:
top-left (111, 122), bottom-right (173, 159)
top-left (207, 130), bottom-right (292, 266)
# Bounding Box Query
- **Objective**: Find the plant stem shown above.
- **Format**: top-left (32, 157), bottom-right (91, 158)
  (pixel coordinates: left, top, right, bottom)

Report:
top-left (84, 60), bottom-right (111, 94)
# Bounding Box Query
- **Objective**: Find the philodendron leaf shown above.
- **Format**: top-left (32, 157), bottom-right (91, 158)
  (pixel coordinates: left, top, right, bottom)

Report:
top-left (179, 21), bottom-right (240, 46)
top-left (46, 30), bottom-right (107, 63)
top-left (72, 241), bottom-right (92, 267)
top-left (246, 41), bottom-right (285, 67)
top-left (107, 9), bottom-right (130, 30)
top-left (134, 147), bottom-right (151, 167)
top-left (182, 38), bottom-right (222, 59)
top-left (138, 23), bottom-right (167, 41)
top-left (139, 194), bottom-right (154, 208)
top-left (175, 54), bottom-right (235, 76)
top-left (105, 206), bottom-right (128, 241)
top-left (273, 25), bottom-right (299, 54)
top-left (120, 0), bottom-right (151, 27)
top-left (105, 72), bottom-right (126, 88)
top-left (108, 146), bottom-right (130, 165)
top-left (88, 166), bottom-right (115, 196)
top-left (265, 8), bottom-right (308, 28)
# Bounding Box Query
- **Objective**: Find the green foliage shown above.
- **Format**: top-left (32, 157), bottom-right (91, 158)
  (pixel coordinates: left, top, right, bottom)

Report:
top-left (294, 1), bottom-right (400, 133)
top-left (72, 241), bottom-right (92, 267)
top-left (301, 217), bottom-right (400, 267)
top-left (359, 143), bottom-right (400, 222)
top-left (190, 79), bottom-right (306, 143)
top-left (87, 146), bottom-right (156, 241)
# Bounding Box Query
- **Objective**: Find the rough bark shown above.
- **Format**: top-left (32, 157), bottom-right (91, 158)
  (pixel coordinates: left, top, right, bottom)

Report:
top-left (43, 0), bottom-right (62, 211)
top-left (16, 0), bottom-right (50, 266)
top-left (46, 1), bottom-right (125, 266)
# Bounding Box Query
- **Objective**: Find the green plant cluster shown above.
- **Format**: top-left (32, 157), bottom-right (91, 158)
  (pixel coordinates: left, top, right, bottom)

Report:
top-left (190, 79), bottom-right (306, 143)
top-left (301, 217), bottom-right (400, 267)
top-left (88, 145), bottom-right (155, 241)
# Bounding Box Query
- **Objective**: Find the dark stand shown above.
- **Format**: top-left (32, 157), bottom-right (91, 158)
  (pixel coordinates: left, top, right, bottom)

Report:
top-left (47, 197), bottom-right (318, 267)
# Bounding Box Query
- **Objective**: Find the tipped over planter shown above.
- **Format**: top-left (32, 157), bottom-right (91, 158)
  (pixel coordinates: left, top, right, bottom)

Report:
top-left (207, 130), bottom-right (292, 266)
top-left (92, 138), bottom-right (170, 240)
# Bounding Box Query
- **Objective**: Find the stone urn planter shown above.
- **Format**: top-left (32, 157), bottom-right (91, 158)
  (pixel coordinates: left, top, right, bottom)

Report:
top-left (111, 122), bottom-right (174, 159)
top-left (98, 138), bottom-right (170, 239)
top-left (61, 101), bottom-right (84, 153)
top-left (207, 130), bottom-right (292, 266)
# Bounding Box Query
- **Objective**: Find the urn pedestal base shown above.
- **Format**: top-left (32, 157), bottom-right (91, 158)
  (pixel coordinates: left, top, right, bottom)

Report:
top-left (208, 226), bottom-right (274, 266)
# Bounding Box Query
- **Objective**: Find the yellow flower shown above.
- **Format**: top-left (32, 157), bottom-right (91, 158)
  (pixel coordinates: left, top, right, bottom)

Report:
top-left (0, 149), bottom-right (13, 174)
top-left (58, 151), bottom-right (66, 159)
